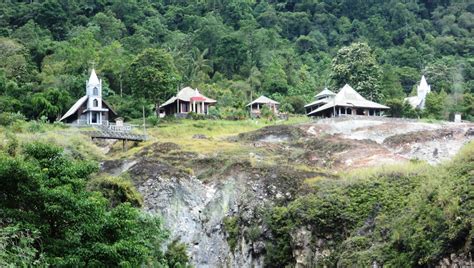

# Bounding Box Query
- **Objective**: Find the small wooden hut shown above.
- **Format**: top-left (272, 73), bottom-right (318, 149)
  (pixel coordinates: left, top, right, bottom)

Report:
top-left (247, 95), bottom-right (279, 117)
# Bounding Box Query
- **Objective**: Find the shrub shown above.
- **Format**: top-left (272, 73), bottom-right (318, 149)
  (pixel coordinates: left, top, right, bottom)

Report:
top-left (160, 114), bottom-right (179, 123)
top-left (207, 106), bottom-right (220, 119)
top-left (385, 98), bottom-right (404, 117)
top-left (187, 112), bottom-right (206, 120)
top-left (385, 98), bottom-right (421, 118)
top-left (0, 225), bottom-right (45, 267)
top-left (5, 132), bottom-right (18, 156)
top-left (87, 176), bottom-right (144, 208)
top-left (26, 121), bottom-right (45, 133)
top-left (280, 103), bottom-right (295, 114)
top-left (244, 225), bottom-right (262, 242)
top-left (262, 142), bottom-right (474, 267)
top-left (165, 239), bottom-right (190, 268)
top-left (0, 112), bottom-right (26, 126)
top-left (260, 105), bottom-right (274, 120)
top-left (147, 116), bottom-right (159, 126)
top-left (52, 121), bottom-right (67, 128)
top-left (284, 96), bottom-right (306, 114)
top-left (223, 216), bottom-right (240, 251)
top-left (220, 107), bottom-right (247, 120)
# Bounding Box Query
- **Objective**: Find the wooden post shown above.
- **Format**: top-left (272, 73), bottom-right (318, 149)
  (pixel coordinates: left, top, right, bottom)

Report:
top-left (122, 139), bottom-right (125, 152)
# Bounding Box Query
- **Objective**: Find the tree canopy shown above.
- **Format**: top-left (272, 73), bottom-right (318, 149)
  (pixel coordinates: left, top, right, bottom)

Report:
top-left (0, 0), bottom-right (471, 119)
top-left (127, 48), bottom-right (180, 115)
top-left (331, 43), bottom-right (382, 101)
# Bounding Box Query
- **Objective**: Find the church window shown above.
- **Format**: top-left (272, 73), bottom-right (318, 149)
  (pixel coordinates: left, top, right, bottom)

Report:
top-left (93, 99), bottom-right (98, 107)
top-left (93, 87), bottom-right (98, 95)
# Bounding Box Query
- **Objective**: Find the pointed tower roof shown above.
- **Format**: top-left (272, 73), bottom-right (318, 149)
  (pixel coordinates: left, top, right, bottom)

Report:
top-left (420, 75), bottom-right (428, 87)
top-left (336, 84), bottom-right (367, 102)
top-left (88, 69), bottom-right (100, 85)
top-left (315, 88), bottom-right (336, 99)
top-left (418, 75), bottom-right (431, 93)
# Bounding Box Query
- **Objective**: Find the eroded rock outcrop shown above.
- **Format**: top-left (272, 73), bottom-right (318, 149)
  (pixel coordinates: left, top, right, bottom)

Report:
top-left (101, 142), bottom-right (318, 267)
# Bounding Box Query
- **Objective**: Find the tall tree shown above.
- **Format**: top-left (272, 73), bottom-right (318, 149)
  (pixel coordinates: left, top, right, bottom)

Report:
top-left (261, 60), bottom-right (289, 96)
top-left (128, 48), bottom-right (180, 116)
top-left (99, 41), bottom-right (130, 97)
top-left (30, 88), bottom-right (72, 121)
top-left (89, 11), bottom-right (126, 45)
top-left (330, 42), bottom-right (382, 101)
top-left (187, 48), bottom-right (213, 86)
top-left (0, 38), bottom-right (31, 82)
top-left (380, 65), bottom-right (406, 101)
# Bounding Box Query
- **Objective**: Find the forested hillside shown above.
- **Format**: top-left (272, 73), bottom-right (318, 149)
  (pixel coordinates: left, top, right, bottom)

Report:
top-left (0, 0), bottom-right (473, 120)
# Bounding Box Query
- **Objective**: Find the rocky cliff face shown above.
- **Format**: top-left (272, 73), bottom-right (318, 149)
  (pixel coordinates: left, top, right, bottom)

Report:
top-left (100, 118), bottom-right (473, 267)
top-left (101, 140), bottom-right (317, 267)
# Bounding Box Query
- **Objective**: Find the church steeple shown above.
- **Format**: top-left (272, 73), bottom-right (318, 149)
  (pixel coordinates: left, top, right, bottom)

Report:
top-left (85, 68), bottom-right (103, 116)
top-left (417, 75), bottom-right (431, 97)
top-left (416, 75), bottom-right (431, 109)
top-left (86, 68), bottom-right (102, 97)
top-left (88, 68), bottom-right (100, 86)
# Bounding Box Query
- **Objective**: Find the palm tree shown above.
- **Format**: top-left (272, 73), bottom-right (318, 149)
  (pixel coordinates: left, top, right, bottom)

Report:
top-left (189, 47), bottom-right (213, 86)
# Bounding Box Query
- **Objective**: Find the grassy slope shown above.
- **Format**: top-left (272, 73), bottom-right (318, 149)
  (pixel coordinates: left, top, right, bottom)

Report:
top-left (0, 117), bottom-right (307, 159)
top-left (111, 116), bottom-right (310, 158)
top-left (0, 121), bottom-right (104, 160)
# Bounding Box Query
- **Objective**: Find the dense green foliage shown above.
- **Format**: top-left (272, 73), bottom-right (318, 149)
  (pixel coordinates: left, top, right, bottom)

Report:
top-left (0, 142), bottom-right (185, 266)
top-left (164, 239), bottom-right (191, 268)
top-left (331, 42), bottom-right (382, 101)
top-left (87, 176), bottom-right (144, 208)
top-left (264, 142), bottom-right (473, 267)
top-left (0, 0), bottom-right (472, 120)
top-left (128, 48), bottom-right (180, 115)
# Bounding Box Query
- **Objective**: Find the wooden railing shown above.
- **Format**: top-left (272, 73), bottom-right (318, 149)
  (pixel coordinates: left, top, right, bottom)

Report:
top-left (107, 124), bottom-right (132, 132)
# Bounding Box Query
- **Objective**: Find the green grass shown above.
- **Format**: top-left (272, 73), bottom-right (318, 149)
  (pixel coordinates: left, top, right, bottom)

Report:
top-left (1, 116), bottom-right (311, 163)
top-left (150, 116), bottom-right (309, 139)
top-left (341, 160), bottom-right (432, 181)
top-left (0, 121), bottom-right (104, 161)
top-left (112, 116), bottom-right (310, 158)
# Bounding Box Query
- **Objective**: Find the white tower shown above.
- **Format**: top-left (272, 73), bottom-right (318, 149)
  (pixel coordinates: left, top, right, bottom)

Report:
top-left (86, 69), bottom-right (105, 124)
top-left (417, 75), bottom-right (431, 109)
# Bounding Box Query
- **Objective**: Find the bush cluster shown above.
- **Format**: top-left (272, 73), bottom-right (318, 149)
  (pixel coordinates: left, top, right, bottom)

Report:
top-left (0, 142), bottom-right (189, 266)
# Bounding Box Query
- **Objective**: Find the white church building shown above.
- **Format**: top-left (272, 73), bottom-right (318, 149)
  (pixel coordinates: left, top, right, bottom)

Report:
top-left (405, 75), bottom-right (431, 110)
top-left (60, 69), bottom-right (117, 125)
